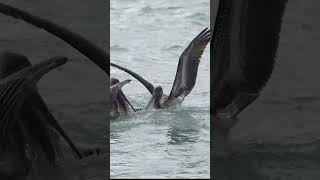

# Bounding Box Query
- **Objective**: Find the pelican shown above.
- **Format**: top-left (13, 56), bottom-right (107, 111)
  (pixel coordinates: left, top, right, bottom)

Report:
top-left (211, 0), bottom-right (288, 154)
top-left (110, 78), bottom-right (140, 118)
top-left (111, 28), bottom-right (211, 110)
top-left (0, 53), bottom-right (67, 178)
top-left (110, 78), bottom-right (133, 118)
top-left (0, 52), bottom-right (98, 178)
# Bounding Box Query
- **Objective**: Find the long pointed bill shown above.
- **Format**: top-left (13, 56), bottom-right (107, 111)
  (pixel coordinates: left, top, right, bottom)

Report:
top-left (3, 56), bottom-right (68, 85)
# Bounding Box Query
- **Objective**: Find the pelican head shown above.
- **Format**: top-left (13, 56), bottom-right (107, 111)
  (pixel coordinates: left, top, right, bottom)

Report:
top-left (0, 51), bottom-right (31, 78)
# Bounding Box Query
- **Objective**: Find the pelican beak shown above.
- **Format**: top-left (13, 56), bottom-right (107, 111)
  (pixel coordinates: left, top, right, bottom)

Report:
top-left (4, 56), bottom-right (68, 84)
top-left (26, 56), bottom-right (68, 82)
top-left (110, 79), bottom-right (131, 101)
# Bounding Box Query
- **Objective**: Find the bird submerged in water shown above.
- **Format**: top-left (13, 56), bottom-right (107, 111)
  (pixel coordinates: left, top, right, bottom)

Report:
top-left (211, 0), bottom-right (288, 155)
top-left (111, 28), bottom-right (211, 110)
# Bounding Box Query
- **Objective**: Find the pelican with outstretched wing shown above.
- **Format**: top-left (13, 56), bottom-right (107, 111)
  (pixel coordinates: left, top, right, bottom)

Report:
top-left (111, 28), bottom-right (211, 110)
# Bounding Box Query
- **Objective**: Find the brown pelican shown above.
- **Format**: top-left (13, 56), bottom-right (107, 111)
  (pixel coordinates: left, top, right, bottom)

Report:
top-left (110, 78), bottom-right (139, 118)
top-left (0, 52), bottom-right (98, 178)
top-left (0, 53), bottom-right (67, 178)
top-left (211, 0), bottom-right (288, 154)
top-left (110, 79), bottom-right (131, 102)
top-left (111, 28), bottom-right (211, 110)
top-left (0, 2), bottom-right (106, 178)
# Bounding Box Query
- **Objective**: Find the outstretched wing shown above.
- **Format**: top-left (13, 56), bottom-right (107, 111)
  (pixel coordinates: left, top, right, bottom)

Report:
top-left (118, 90), bottom-right (139, 112)
top-left (111, 63), bottom-right (155, 94)
top-left (0, 57), bottom-right (67, 145)
top-left (0, 79), bottom-right (27, 140)
top-left (111, 77), bottom-right (139, 111)
top-left (168, 28), bottom-right (211, 100)
top-left (110, 79), bottom-right (131, 102)
top-left (0, 3), bottom-right (109, 75)
top-left (212, 0), bottom-right (288, 117)
top-left (27, 90), bottom-right (83, 159)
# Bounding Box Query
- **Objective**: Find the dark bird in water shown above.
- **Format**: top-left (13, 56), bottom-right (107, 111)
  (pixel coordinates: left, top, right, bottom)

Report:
top-left (110, 79), bottom-right (131, 102)
top-left (210, 0), bottom-right (288, 154)
top-left (111, 28), bottom-right (211, 110)
top-left (0, 52), bottom-right (98, 178)
top-left (0, 3), bottom-right (140, 119)
top-left (0, 3), bottom-right (107, 178)
top-left (0, 2), bottom-right (109, 75)
top-left (110, 78), bottom-right (131, 118)
top-left (0, 52), bottom-right (68, 177)
top-left (110, 78), bottom-right (140, 118)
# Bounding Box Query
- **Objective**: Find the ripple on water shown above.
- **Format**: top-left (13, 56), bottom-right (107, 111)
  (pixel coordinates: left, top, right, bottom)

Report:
top-left (110, 45), bottom-right (129, 52)
top-left (111, 107), bottom-right (210, 178)
top-left (213, 139), bottom-right (320, 180)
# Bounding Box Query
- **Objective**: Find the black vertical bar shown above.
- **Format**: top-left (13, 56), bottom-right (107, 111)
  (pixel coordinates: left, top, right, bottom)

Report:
top-left (106, 0), bottom-right (110, 178)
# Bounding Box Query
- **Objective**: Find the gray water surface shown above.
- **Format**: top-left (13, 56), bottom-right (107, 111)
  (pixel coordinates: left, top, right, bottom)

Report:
top-left (110, 0), bottom-right (210, 178)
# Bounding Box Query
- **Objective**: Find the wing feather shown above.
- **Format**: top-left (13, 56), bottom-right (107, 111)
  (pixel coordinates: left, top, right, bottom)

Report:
top-left (168, 28), bottom-right (211, 99)
top-left (0, 57), bottom-right (67, 145)
top-left (211, 0), bottom-right (288, 115)
top-left (111, 63), bottom-right (155, 94)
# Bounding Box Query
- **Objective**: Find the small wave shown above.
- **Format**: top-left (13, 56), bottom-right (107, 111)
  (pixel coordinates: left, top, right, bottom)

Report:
top-left (214, 138), bottom-right (320, 159)
top-left (260, 99), bottom-right (291, 105)
top-left (300, 23), bottom-right (313, 32)
top-left (139, 6), bottom-right (183, 15)
top-left (186, 12), bottom-right (208, 20)
top-left (191, 21), bottom-right (204, 26)
top-left (111, 45), bottom-right (128, 52)
top-left (140, 6), bottom-right (153, 14)
top-left (290, 96), bottom-right (320, 104)
top-left (167, 6), bottom-right (182, 10)
top-left (0, 38), bottom-right (9, 43)
top-left (162, 45), bottom-right (183, 50)
top-left (213, 139), bottom-right (320, 179)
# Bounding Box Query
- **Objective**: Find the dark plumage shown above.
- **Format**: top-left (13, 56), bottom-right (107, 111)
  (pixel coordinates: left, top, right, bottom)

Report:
top-left (0, 52), bottom-right (99, 178)
top-left (211, 0), bottom-right (288, 130)
top-left (111, 28), bottom-right (211, 110)
top-left (110, 79), bottom-right (131, 102)
top-left (110, 78), bottom-right (138, 116)
top-left (0, 53), bottom-right (68, 166)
